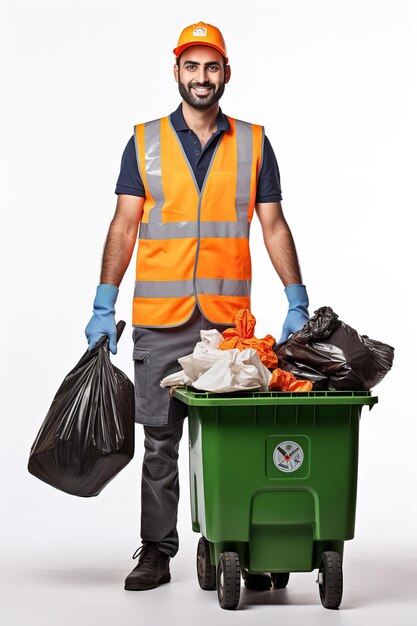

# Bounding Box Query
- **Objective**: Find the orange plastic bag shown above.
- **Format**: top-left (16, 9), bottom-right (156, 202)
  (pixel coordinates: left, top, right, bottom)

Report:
top-left (269, 368), bottom-right (313, 392)
top-left (219, 309), bottom-right (278, 369)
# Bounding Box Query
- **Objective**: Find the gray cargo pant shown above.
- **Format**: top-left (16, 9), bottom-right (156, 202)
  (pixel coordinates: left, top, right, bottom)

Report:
top-left (133, 304), bottom-right (232, 557)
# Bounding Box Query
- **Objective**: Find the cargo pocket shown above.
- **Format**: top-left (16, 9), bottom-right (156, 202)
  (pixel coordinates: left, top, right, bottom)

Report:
top-left (133, 348), bottom-right (151, 406)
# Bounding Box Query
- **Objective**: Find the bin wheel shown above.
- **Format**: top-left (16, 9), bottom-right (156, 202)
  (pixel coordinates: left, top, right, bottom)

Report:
top-left (196, 536), bottom-right (216, 590)
top-left (316, 551), bottom-right (343, 609)
top-left (217, 552), bottom-right (241, 610)
top-left (270, 572), bottom-right (290, 589)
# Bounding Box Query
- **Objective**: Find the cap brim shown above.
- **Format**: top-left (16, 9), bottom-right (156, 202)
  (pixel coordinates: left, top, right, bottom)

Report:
top-left (173, 42), bottom-right (228, 63)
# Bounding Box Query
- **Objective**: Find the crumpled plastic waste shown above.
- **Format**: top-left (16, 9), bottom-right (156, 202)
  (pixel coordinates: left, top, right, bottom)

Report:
top-left (269, 368), bottom-right (313, 392)
top-left (160, 328), bottom-right (272, 392)
top-left (160, 317), bottom-right (313, 393)
top-left (274, 306), bottom-right (394, 391)
top-left (219, 308), bottom-right (278, 368)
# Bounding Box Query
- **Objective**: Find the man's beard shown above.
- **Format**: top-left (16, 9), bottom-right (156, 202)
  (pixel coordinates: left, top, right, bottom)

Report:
top-left (178, 76), bottom-right (226, 110)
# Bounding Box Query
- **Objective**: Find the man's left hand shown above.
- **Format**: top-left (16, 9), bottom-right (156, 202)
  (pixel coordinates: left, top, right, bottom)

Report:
top-left (279, 284), bottom-right (310, 343)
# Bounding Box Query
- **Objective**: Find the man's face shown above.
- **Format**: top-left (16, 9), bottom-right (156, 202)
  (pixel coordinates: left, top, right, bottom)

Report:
top-left (174, 46), bottom-right (231, 110)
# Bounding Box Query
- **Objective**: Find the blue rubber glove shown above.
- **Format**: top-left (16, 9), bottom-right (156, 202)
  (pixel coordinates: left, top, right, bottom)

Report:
top-left (85, 284), bottom-right (119, 354)
top-left (279, 284), bottom-right (310, 343)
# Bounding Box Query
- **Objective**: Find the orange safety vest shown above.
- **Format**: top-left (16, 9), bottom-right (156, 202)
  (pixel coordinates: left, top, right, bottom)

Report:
top-left (132, 114), bottom-right (264, 327)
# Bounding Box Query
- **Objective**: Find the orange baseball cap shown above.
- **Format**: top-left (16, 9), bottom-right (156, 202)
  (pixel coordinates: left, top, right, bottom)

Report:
top-left (173, 21), bottom-right (228, 63)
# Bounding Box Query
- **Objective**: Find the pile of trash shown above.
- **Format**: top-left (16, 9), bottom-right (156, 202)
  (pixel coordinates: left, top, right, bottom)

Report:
top-left (160, 309), bottom-right (312, 393)
top-left (161, 306), bottom-right (394, 394)
top-left (161, 327), bottom-right (273, 393)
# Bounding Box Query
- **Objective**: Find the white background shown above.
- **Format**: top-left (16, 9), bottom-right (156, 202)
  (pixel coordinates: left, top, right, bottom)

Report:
top-left (1, 0), bottom-right (416, 623)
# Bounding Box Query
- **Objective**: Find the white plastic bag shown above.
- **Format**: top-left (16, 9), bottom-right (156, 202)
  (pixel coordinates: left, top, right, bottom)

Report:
top-left (160, 329), bottom-right (272, 392)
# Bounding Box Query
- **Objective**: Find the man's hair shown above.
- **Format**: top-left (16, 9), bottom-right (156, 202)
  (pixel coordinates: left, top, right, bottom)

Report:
top-left (176, 51), bottom-right (227, 71)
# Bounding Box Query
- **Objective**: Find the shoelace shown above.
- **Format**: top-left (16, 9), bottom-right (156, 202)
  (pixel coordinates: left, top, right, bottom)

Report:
top-left (131, 542), bottom-right (160, 566)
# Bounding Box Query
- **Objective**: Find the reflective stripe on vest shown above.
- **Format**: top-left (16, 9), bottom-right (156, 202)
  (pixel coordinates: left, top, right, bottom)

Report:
top-left (133, 115), bottom-right (264, 327)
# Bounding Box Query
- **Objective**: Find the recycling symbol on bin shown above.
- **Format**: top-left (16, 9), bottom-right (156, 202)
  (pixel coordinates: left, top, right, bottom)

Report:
top-left (273, 441), bottom-right (304, 473)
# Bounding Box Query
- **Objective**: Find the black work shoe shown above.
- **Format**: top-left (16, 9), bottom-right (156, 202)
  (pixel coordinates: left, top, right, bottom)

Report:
top-left (124, 542), bottom-right (171, 591)
top-left (242, 568), bottom-right (272, 590)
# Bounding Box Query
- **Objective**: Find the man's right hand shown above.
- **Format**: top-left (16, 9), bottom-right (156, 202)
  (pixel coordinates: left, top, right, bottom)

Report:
top-left (85, 284), bottom-right (119, 354)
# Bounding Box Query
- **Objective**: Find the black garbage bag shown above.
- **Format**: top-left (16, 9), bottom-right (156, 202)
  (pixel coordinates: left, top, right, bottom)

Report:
top-left (274, 306), bottom-right (394, 391)
top-left (28, 321), bottom-right (135, 497)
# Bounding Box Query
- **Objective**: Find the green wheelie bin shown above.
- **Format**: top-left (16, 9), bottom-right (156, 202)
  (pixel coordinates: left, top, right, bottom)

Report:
top-left (173, 388), bottom-right (377, 610)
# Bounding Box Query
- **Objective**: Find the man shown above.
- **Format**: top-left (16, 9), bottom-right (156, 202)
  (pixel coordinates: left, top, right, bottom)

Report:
top-left (85, 21), bottom-right (309, 591)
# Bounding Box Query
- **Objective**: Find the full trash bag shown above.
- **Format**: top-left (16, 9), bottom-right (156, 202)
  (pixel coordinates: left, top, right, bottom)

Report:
top-left (28, 321), bottom-right (135, 497)
top-left (274, 306), bottom-right (394, 391)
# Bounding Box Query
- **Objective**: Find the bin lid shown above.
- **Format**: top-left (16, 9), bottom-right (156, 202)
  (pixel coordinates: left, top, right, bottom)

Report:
top-left (173, 388), bottom-right (378, 407)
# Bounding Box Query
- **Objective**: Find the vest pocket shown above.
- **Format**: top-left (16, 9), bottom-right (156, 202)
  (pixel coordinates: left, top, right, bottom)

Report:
top-left (133, 348), bottom-right (150, 404)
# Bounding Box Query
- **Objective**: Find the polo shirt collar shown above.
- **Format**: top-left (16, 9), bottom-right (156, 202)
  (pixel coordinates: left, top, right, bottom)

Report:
top-left (170, 103), bottom-right (230, 133)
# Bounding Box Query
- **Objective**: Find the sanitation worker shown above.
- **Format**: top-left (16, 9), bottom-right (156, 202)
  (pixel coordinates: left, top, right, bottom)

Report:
top-left (85, 21), bottom-right (310, 591)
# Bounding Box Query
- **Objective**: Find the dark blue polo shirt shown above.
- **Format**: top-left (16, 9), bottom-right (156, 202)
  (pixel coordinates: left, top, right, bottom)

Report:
top-left (115, 104), bottom-right (282, 202)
